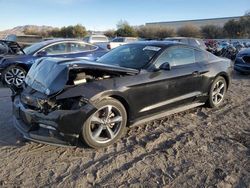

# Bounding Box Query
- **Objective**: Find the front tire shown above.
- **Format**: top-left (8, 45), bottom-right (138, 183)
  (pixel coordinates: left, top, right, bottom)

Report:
top-left (82, 98), bottom-right (127, 149)
top-left (207, 76), bottom-right (227, 108)
top-left (2, 65), bottom-right (27, 87)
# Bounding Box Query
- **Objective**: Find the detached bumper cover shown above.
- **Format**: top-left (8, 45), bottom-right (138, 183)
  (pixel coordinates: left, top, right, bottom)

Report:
top-left (13, 96), bottom-right (95, 146)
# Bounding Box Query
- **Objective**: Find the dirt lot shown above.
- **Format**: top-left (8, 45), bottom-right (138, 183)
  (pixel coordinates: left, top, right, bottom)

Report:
top-left (0, 73), bottom-right (249, 188)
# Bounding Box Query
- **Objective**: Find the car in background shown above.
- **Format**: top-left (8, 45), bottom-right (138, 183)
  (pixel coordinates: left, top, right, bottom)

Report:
top-left (0, 39), bottom-right (108, 87)
top-left (83, 35), bottom-right (109, 50)
top-left (234, 47), bottom-right (250, 74)
top-left (13, 41), bottom-right (232, 148)
top-left (107, 37), bottom-right (138, 50)
top-left (83, 35), bottom-right (109, 44)
top-left (164, 37), bottom-right (207, 50)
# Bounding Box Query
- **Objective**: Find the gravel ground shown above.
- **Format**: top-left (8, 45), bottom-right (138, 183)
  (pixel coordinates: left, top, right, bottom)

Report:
top-left (0, 73), bottom-right (249, 188)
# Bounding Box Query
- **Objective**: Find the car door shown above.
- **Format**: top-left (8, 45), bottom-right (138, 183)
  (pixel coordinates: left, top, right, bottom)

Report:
top-left (128, 45), bottom-right (204, 119)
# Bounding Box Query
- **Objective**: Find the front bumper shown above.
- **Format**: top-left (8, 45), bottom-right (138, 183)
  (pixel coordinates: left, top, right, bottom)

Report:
top-left (234, 64), bottom-right (250, 74)
top-left (13, 96), bottom-right (95, 146)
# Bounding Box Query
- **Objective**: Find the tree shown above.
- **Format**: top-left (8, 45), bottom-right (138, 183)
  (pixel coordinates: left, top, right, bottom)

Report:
top-left (72, 24), bottom-right (87, 38)
top-left (136, 25), bottom-right (175, 39)
top-left (201, 25), bottom-right (223, 39)
top-left (115, 21), bottom-right (137, 37)
top-left (239, 15), bottom-right (250, 38)
top-left (104, 30), bottom-right (116, 38)
top-left (49, 24), bottom-right (87, 38)
top-left (177, 24), bottom-right (201, 38)
top-left (223, 19), bottom-right (243, 38)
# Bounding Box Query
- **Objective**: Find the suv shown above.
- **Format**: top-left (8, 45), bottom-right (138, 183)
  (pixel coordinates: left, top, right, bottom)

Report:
top-left (164, 37), bottom-right (207, 50)
top-left (107, 37), bottom-right (138, 50)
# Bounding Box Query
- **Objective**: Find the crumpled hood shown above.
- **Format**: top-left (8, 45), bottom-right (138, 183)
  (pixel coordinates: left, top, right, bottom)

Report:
top-left (25, 57), bottom-right (139, 95)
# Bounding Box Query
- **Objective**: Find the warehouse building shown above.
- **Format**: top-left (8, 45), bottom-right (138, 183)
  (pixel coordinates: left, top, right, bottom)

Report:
top-left (146, 16), bottom-right (242, 29)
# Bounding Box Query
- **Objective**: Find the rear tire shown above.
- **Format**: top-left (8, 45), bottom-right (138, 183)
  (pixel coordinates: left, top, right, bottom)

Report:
top-left (81, 98), bottom-right (127, 149)
top-left (207, 76), bottom-right (227, 108)
top-left (2, 65), bottom-right (27, 87)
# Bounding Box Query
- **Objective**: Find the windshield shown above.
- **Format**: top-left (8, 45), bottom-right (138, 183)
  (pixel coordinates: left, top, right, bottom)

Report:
top-left (23, 41), bottom-right (49, 55)
top-left (97, 44), bottom-right (161, 69)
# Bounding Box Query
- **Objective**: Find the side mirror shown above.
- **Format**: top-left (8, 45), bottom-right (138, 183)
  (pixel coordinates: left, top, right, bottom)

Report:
top-left (36, 50), bottom-right (47, 57)
top-left (159, 62), bottom-right (171, 71)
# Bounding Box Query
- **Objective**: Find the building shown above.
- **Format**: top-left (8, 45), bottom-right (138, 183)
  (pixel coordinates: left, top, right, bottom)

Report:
top-left (146, 16), bottom-right (242, 29)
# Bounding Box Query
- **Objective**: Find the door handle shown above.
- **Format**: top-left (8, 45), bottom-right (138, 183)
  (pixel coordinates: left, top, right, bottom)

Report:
top-left (192, 71), bottom-right (200, 76)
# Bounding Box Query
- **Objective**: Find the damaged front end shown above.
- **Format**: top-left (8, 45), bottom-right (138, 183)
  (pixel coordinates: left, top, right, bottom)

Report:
top-left (12, 58), bottom-right (138, 146)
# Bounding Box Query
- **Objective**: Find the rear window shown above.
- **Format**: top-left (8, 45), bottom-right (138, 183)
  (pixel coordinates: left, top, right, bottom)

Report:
top-left (91, 37), bottom-right (108, 42)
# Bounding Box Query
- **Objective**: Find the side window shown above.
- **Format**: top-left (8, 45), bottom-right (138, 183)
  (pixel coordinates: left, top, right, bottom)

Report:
top-left (154, 46), bottom-right (195, 68)
top-left (112, 38), bottom-right (124, 42)
top-left (189, 39), bottom-right (199, 47)
top-left (171, 47), bottom-right (195, 66)
top-left (44, 43), bottom-right (67, 55)
top-left (180, 39), bottom-right (189, 45)
top-left (69, 43), bottom-right (97, 53)
top-left (125, 38), bottom-right (137, 42)
top-left (195, 50), bottom-right (208, 62)
top-left (154, 49), bottom-right (175, 68)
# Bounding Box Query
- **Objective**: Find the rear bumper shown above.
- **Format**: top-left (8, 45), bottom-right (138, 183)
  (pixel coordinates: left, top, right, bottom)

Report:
top-left (13, 96), bottom-right (96, 146)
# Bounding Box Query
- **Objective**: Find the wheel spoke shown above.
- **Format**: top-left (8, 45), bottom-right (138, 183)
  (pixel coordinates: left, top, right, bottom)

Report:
top-left (106, 126), bottom-right (115, 139)
top-left (6, 78), bottom-right (14, 84)
top-left (214, 94), bottom-right (218, 104)
top-left (217, 93), bottom-right (223, 99)
top-left (92, 126), bottom-right (103, 138)
top-left (91, 115), bottom-right (104, 124)
top-left (11, 69), bottom-right (16, 75)
top-left (218, 83), bottom-right (224, 91)
top-left (110, 116), bottom-right (122, 123)
top-left (106, 105), bottom-right (113, 116)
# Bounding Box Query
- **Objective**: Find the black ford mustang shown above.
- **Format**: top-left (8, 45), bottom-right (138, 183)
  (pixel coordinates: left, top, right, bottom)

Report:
top-left (13, 41), bottom-right (233, 148)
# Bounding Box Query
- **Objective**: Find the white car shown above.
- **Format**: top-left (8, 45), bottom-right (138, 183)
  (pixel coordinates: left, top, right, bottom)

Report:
top-left (107, 37), bottom-right (138, 50)
top-left (83, 35), bottom-right (109, 44)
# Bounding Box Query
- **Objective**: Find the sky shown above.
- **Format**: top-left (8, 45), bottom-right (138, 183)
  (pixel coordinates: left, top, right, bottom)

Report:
top-left (0, 0), bottom-right (249, 31)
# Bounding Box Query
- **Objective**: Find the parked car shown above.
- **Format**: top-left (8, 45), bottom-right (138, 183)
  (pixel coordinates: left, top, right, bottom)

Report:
top-left (13, 41), bottom-right (233, 148)
top-left (0, 40), bottom-right (24, 56)
top-left (0, 39), bottom-right (108, 87)
top-left (83, 35), bottom-right (109, 44)
top-left (164, 37), bottom-right (207, 50)
top-left (234, 47), bottom-right (250, 74)
top-left (107, 37), bottom-right (138, 49)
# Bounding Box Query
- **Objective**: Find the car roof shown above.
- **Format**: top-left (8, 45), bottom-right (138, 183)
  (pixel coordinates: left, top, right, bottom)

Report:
top-left (37, 38), bottom-right (84, 46)
top-left (165, 37), bottom-right (202, 40)
top-left (131, 40), bottom-right (182, 47)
